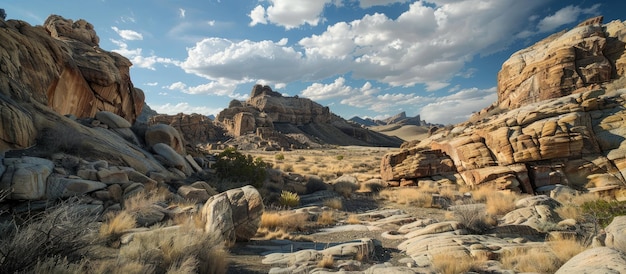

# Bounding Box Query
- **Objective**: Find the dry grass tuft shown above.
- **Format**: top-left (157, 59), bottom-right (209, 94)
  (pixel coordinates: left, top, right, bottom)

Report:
top-left (555, 204), bottom-right (584, 221)
top-left (500, 246), bottom-right (560, 273)
top-left (431, 253), bottom-right (481, 274)
top-left (317, 255), bottom-right (335, 269)
top-left (317, 210), bottom-right (335, 225)
top-left (256, 227), bottom-right (313, 241)
top-left (123, 187), bottom-right (170, 212)
top-left (333, 181), bottom-right (359, 198)
top-left (323, 198), bottom-right (343, 210)
top-left (99, 211), bottom-right (137, 240)
top-left (346, 214), bottom-right (361, 224)
top-left (259, 211), bottom-right (309, 230)
top-left (381, 188), bottom-right (433, 207)
top-left (549, 238), bottom-right (588, 264)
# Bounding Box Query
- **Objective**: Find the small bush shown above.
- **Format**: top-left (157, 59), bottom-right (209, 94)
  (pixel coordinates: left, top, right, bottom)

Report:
top-left (549, 238), bottom-right (587, 264)
top-left (279, 191), bottom-right (300, 208)
top-left (333, 181), bottom-right (359, 198)
top-left (581, 199), bottom-right (626, 228)
top-left (305, 177), bottom-right (329, 194)
top-left (431, 253), bottom-right (480, 274)
top-left (99, 211), bottom-right (137, 241)
top-left (450, 204), bottom-right (492, 233)
top-left (500, 247), bottom-right (560, 273)
top-left (336, 155), bottom-right (344, 160)
top-left (214, 147), bottom-right (267, 188)
top-left (282, 164), bottom-right (294, 172)
top-left (275, 153), bottom-right (285, 161)
top-left (296, 156), bottom-right (306, 162)
top-left (317, 255), bottom-right (334, 269)
top-left (346, 214), bottom-right (361, 224)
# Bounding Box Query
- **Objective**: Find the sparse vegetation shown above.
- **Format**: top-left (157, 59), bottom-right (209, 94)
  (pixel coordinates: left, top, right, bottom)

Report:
top-left (581, 199), bottom-right (626, 228)
top-left (323, 198), bottom-right (343, 210)
top-left (317, 210), bottom-right (335, 225)
top-left (279, 191), bottom-right (300, 208)
top-left (260, 211), bottom-right (308, 230)
top-left (500, 246), bottom-right (561, 273)
top-left (214, 147), bottom-right (267, 187)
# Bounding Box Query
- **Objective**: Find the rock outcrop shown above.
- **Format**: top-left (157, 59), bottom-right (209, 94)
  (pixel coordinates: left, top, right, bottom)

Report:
top-left (0, 15), bottom-right (144, 151)
top-left (215, 85), bottom-right (403, 149)
top-left (148, 113), bottom-right (227, 147)
top-left (382, 17), bottom-right (626, 195)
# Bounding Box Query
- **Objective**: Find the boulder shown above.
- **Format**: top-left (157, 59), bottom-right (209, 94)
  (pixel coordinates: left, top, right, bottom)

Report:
top-left (95, 111), bottom-right (131, 128)
top-left (148, 113), bottom-right (226, 146)
top-left (380, 148), bottom-right (456, 182)
top-left (46, 175), bottom-right (107, 199)
top-left (0, 157), bottom-right (54, 200)
top-left (152, 143), bottom-right (192, 176)
top-left (201, 185), bottom-right (264, 245)
top-left (145, 123), bottom-right (186, 155)
top-left (605, 215), bottom-right (626, 253)
top-left (555, 247), bottom-right (626, 274)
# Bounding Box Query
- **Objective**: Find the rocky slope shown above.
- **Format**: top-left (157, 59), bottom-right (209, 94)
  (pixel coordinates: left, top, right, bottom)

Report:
top-left (214, 84), bottom-right (403, 149)
top-left (382, 16), bottom-right (626, 197)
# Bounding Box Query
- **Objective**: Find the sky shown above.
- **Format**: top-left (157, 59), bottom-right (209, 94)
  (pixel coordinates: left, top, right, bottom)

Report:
top-left (4, 0), bottom-right (625, 125)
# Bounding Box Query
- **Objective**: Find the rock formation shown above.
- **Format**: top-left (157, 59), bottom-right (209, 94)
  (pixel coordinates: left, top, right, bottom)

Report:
top-left (0, 15), bottom-right (144, 151)
top-left (382, 17), bottom-right (626, 196)
top-left (215, 85), bottom-right (403, 149)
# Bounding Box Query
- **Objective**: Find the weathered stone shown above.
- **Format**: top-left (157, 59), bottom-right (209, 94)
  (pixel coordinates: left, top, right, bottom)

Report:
top-left (95, 111), bottom-right (131, 128)
top-left (177, 185), bottom-right (210, 202)
top-left (0, 157), bottom-right (54, 200)
top-left (555, 247), bottom-right (626, 274)
top-left (152, 143), bottom-right (192, 176)
top-left (201, 185), bottom-right (264, 245)
top-left (380, 148), bottom-right (456, 182)
top-left (148, 113), bottom-right (227, 146)
top-left (97, 169), bottom-right (129, 184)
top-left (145, 123), bottom-right (186, 155)
top-left (46, 175), bottom-right (107, 199)
top-left (605, 215), bottom-right (626, 253)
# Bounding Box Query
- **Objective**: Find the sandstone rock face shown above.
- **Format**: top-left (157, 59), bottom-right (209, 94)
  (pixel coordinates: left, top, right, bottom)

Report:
top-left (382, 18), bottom-right (626, 194)
top-left (148, 113), bottom-right (226, 146)
top-left (0, 157), bottom-right (54, 200)
top-left (216, 85), bottom-right (403, 148)
top-left (555, 247), bottom-right (626, 274)
top-left (498, 16), bottom-right (618, 110)
top-left (0, 15), bottom-right (144, 150)
top-left (201, 185), bottom-right (264, 245)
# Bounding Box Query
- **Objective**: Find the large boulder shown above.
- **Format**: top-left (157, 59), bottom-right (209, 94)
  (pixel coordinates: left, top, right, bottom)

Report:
top-left (555, 247), bottom-right (626, 274)
top-left (148, 113), bottom-right (226, 146)
top-left (145, 124), bottom-right (186, 155)
top-left (0, 157), bottom-right (54, 200)
top-left (605, 215), bottom-right (626, 253)
top-left (201, 185), bottom-right (264, 245)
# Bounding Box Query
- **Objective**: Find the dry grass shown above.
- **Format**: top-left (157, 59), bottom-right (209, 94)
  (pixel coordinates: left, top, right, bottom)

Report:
top-left (279, 191), bottom-right (300, 208)
top-left (333, 181), bottom-right (359, 198)
top-left (317, 255), bottom-right (335, 269)
top-left (500, 246), bottom-right (561, 273)
top-left (99, 211), bottom-right (137, 239)
top-left (123, 187), bottom-right (170, 212)
top-left (380, 188), bottom-right (433, 207)
top-left (317, 210), bottom-right (335, 225)
top-left (555, 204), bottom-right (584, 221)
top-left (346, 214), bottom-right (361, 224)
top-left (256, 227), bottom-right (313, 241)
top-left (119, 227), bottom-right (228, 274)
top-left (431, 253), bottom-right (482, 274)
top-left (323, 198), bottom-right (343, 210)
top-left (470, 187), bottom-right (522, 216)
top-left (549, 238), bottom-right (588, 264)
top-left (259, 211), bottom-right (309, 230)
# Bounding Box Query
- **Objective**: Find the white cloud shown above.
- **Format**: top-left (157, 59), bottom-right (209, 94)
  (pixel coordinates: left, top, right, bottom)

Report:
top-left (420, 87), bottom-right (497, 124)
top-left (301, 77), bottom-right (364, 100)
top-left (249, 0), bottom-right (334, 29)
top-left (249, 5), bottom-right (267, 26)
top-left (111, 26), bottom-right (143, 40)
top-left (144, 82), bottom-right (158, 86)
top-left (110, 39), bottom-right (179, 70)
top-left (179, 8), bottom-right (186, 18)
top-left (537, 4), bottom-right (601, 33)
top-left (359, 0), bottom-right (409, 8)
top-left (164, 80), bottom-right (247, 100)
top-left (149, 102), bottom-right (223, 116)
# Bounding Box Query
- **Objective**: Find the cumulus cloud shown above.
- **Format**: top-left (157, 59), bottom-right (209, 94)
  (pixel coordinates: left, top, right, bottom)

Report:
top-left (300, 77), bottom-right (363, 100)
top-left (249, 5), bottom-right (267, 26)
top-left (249, 0), bottom-right (334, 29)
top-left (149, 102), bottom-right (223, 116)
top-left (110, 39), bottom-right (179, 70)
top-left (164, 80), bottom-right (247, 100)
top-left (111, 26), bottom-right (143, 40)
top-left (359, 0), bottom-right (409, 8)
top-left (420, 87), bottom-right (497, 125)
top-left (537, 4), bottom-right (601, 33)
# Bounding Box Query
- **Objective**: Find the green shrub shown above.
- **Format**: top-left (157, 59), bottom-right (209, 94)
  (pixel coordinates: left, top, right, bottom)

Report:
top-left (581, 199), bottom-right (626, 228)
top-left (213, 148), bottom-right (267, 188)
top-left (279, 191), bottom-right (300, 208)
top-left (336, 155), bottom-right (344, 160)
top-left (275, 153), bottom-right (285, 161)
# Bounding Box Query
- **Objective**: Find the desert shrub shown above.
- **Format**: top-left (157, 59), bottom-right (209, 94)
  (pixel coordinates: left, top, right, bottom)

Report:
top-left (333, 181), bottom-right (359, 198)
top-left (381, 188), bottom-right (433, 207)
top-left (485, 191), bottom-right (519, 216)
top-left (323, 198), bottom-right (343, 210)
top-left (317, 255), bottom-right (335, 269)
top-left (362, 182), bottom-right (383, 193)
top-left (274, 153), bottom-right (285, 161)
top-left (581, 199), bottom-right (626, 228)
top-left (346, 214), bottom-right (361, 224)
top-left (214, 147), bottom-right (267, 188)
top-left (336, 155), bottom-right (344, 160)
top-left (305, 176), bottom-right (329, 194)
top-left (296, 156), bottom-right (306, 162)
top-left (0, 198), bottom-right (98, 273)
top-left (555, 204), bottom-right (584, 221)
top-left (450, 204), bottom-right (493, 233)
top-left (279, 191), bottom-right (300, 208)
top-left (549, 238), bottom-right (587, 264)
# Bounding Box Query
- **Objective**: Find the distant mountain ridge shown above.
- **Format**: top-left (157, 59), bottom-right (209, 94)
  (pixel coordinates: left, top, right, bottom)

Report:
top-left (349, 111), bottom-right (431, 127)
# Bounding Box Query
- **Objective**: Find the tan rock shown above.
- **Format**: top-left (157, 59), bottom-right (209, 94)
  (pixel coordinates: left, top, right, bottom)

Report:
top-left (555, 247), bottom-right (626, 274)
top-left (145, 123), bottom-right (186, 155)
top-left (0, 157), bottom-right (54, 200)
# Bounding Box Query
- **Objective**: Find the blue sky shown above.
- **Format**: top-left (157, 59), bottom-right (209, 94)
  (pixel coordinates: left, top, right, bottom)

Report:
top-left (4, 0), bottom-right (625, 124)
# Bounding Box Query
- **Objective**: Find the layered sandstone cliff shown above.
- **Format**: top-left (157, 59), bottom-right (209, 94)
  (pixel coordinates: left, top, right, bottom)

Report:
top-left (216, 85), bottom-right (403, 148)
top-left (383, 17), bottom-right (626, 196)
top-left (0, 15), bottom-right (144, 150)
